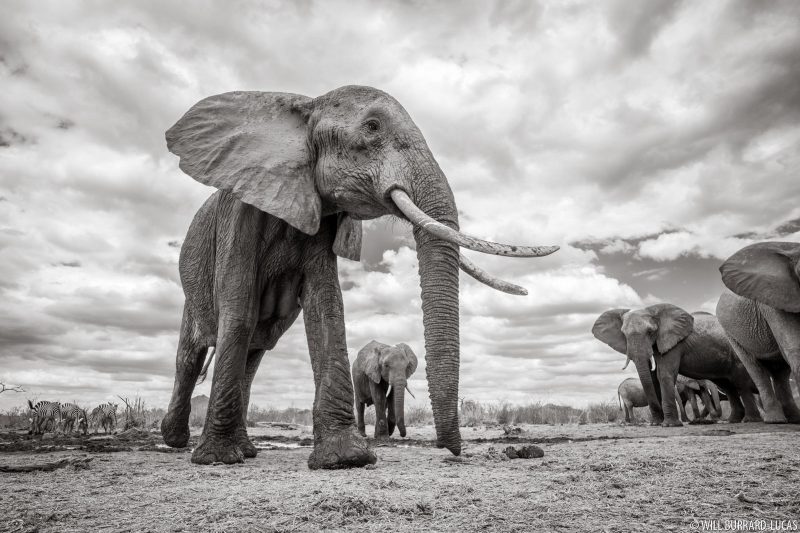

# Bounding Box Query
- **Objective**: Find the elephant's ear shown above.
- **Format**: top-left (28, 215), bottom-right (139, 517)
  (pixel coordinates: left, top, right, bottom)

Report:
top-left (399, 343), bottom-right (418, 378)
top-left (333, 214), bottom-right (362, 261)
top-left (166, 91), bottom-right (321, 235)
top-left (719, 242), bottom-right (800, 312)
top-left (592, 309), bottom-right (629, 354)
top-left (359, 340), bottom-right (384, 384)
top-left (648, 303), bottom-right (694, 353)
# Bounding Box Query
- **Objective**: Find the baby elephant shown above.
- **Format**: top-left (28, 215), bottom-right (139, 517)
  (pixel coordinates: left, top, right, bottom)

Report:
top-left (353, 340), bottom-right (418, 438)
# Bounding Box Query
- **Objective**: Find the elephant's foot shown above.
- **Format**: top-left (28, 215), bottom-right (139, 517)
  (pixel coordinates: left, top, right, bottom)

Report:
top-left (742, 414), bottom-right (763, 423)
top-left (357, 426), bottom-right (367, 438)
top-left (235, 427), bottom-right (258, 458)
top-left (662, 420), bottom-right (683, 428)
top-left (783, 407), bottom-right (800, 424)
top-left (763, 414), bottom-right (788, 424)
top-left (161, 410), bottom-right (190, 448)
top-left (308, 428), bottom-right (376, 470)
top-left (191, 434), bottom-right (245, 465)
top-left (649, 420), bottom-right (663, 426)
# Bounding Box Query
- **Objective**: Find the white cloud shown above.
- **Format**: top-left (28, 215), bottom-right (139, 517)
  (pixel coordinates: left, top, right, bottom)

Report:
top-left (1, 0), bottom-right (798, 412)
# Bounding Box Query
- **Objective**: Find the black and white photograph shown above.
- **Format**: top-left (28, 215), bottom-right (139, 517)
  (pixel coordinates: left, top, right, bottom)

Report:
top-left (1, 1), bottom-right (799, 531)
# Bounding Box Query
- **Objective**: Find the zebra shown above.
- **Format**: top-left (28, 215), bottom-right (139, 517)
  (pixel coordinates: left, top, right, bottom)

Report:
top-left (90, 403), bottom-right (118, 433)
top-left (27, 400), bottom-right (61, 435)
top-left (60, 403), bottom-right (89, 435)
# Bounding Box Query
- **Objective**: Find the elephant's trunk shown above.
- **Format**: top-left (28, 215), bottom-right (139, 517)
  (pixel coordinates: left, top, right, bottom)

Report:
top-left (392, 380), bottom-right (407, 437)
top-left (629, 340), bottom-right (662, 420)
top-left (405, 170), bottom-right (462, 455)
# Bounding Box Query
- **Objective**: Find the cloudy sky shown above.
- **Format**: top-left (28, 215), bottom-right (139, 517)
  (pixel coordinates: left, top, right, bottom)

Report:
top-left (1, 0), bottom-right (799, 413)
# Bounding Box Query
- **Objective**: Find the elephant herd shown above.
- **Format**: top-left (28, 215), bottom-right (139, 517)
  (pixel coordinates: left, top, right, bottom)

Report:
top-left (157, 84), bottom-right (798, 469)
top-left (596, 242), bottom-right (800, 427)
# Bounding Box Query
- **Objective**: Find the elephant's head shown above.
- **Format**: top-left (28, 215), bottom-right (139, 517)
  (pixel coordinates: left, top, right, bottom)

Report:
top-left (720, 241), bottom-right (800, 313)
top-left (592, 304), bottom-right (694, 416)
top-left (361, 340), bottom-right (418, 437)
top-left (166, 86), bottom-right (557, 455)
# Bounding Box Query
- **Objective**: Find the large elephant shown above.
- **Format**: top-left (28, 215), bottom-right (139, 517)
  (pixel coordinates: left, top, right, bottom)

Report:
top-left (674, 375), bottom-right (721, 422)
top-left (716, 241), bottom-right (800, 423)
top-left (593, 305), bottom-right (761, 426)
top-left (352, 340), bottom-right (418, 438)
top-left (160, 86), bottom-right (557, 467)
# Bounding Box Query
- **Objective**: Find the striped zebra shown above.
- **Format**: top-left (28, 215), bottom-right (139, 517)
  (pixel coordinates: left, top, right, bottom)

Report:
top-left (60, 403), bottom-right (89, 435)
top-left (90, 403), bottom-right (118, 433)
top-left (27, 400), bottom-right (61, 435)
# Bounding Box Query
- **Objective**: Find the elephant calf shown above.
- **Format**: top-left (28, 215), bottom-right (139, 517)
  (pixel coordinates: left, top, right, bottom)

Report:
top-left (352, 341), bottom-right (418, 438)
top-left (675, 375), bottom-right (721, 422)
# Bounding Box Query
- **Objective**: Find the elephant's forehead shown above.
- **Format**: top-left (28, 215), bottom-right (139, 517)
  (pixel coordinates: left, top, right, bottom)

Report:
top-left (621, 309), bottom-right (654, 329)
top-left (320, 86), bottom-right (408, 119)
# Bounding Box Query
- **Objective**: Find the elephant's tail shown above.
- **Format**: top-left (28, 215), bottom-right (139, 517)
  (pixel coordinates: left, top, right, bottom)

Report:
top-left (196, 347), bottom-right (216, 385)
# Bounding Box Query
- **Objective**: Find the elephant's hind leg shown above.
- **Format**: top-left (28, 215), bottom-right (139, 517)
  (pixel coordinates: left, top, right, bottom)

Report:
top-left (162, 307), bottom-right (209, 448)
top-left (771, 364), bottom-right (800, 423)
top-left (728, 337), bottom-right (786, 423)
top-left (236, 349), bottom-right (266, 458)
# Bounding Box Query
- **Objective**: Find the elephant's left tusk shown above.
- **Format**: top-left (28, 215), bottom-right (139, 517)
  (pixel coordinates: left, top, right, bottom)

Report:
top-left (390, 189), bottom-right (559, 258)
top-left (459, 254), bottom-right (527, 295)
top-left (405, 385), bottom-right (416, 399)
top-left (622, 356), bottom-right (631, 370)
top-left (649, 355), bottom-right (656, 371)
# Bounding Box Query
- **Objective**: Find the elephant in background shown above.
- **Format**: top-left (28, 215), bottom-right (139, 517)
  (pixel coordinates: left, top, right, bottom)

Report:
top-left (617, 375), bottom-right (721, 424)
top-left (716, 241), bottom-right (800, 423)
top-left (618, 377), bottom-right (648, 423)
top-left (352, 341), bottom-right (418, 438)
top-left (593, 305), bottom-right (761, 426)
top-left (160, 86), bottom-right (558, 467)
top-left (675, 375), bottom-right (721, 422)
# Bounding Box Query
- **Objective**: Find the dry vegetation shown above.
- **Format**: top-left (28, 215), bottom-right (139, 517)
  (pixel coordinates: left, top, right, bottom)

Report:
top-left (1, 419), bottom-right (798, 532)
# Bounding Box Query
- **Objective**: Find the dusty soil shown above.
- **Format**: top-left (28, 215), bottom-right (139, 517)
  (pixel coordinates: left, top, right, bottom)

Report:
top-left (1, 422), bottom-right (798, 532)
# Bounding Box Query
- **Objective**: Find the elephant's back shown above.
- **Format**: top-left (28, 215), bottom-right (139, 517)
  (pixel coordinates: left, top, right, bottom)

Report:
top-left (618, 378), bottom-right (646, 406)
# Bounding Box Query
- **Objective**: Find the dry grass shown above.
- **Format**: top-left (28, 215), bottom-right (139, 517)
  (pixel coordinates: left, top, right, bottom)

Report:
top-left (117, 396), bottom-right (164, 430)
top-left (1, 423), bottom-right (798, 532)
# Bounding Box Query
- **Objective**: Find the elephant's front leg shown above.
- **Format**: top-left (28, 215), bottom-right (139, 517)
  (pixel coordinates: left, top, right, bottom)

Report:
top-left (656, 356), bottom-right (682, 426)
top-left (688, 391), bottom-right (701, 420)
top-left (675, 392), bottom-right (689, 423)
top-left (302, 255), bottom-right (376, 470)
top-left (192, 313), bottom-right (256, 465)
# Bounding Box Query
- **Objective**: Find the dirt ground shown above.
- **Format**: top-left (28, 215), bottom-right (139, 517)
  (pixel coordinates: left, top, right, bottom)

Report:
top-left (1, 422), bottom-right (798, 532)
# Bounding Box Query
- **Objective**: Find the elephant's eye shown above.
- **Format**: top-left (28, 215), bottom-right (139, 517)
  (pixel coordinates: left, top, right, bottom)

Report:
top-left (364, 119), bottom-right (381, 133)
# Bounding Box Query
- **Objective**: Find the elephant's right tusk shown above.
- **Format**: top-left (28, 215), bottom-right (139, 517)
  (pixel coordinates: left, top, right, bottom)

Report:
top-left (649, 355), bottom-right (656, 372)
top-left (622, 356), bottom-right (631, 371)
top-left (405, 385), bottom-right (416, 399)
top-left (459, 254), bottom-right (528, 295)
top-left (390, 189), bottom-right (559, 258)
